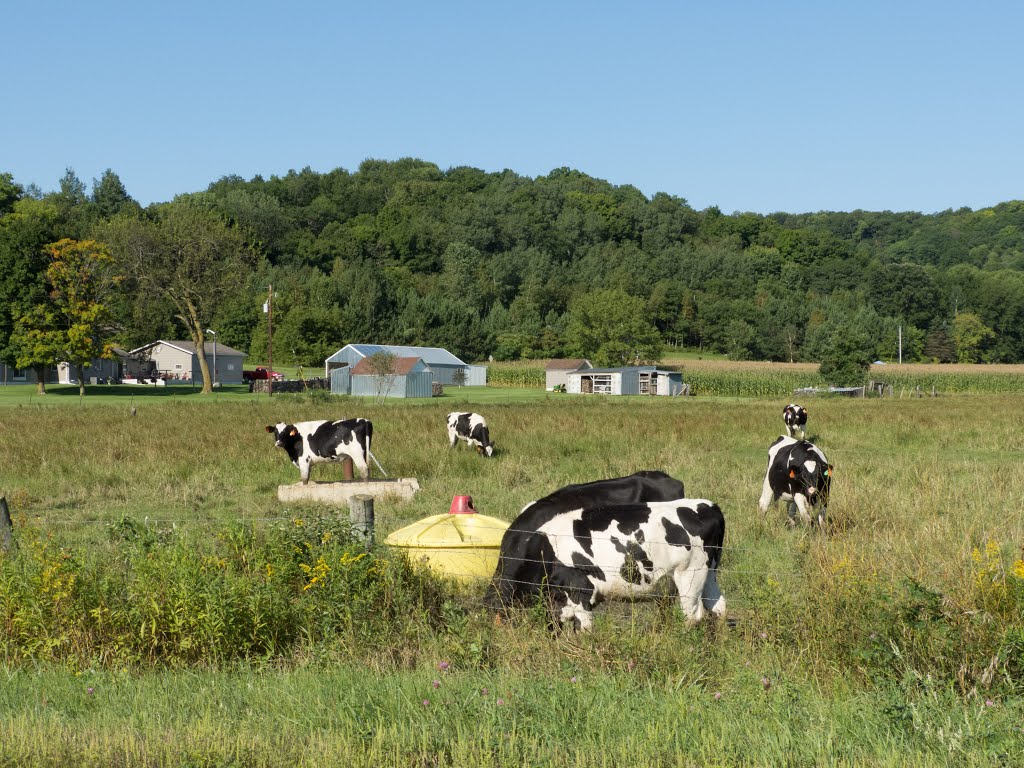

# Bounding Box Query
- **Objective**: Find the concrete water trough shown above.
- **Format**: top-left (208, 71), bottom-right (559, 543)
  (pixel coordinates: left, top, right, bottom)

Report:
top-left (277, 478), bottom-right (420, 504)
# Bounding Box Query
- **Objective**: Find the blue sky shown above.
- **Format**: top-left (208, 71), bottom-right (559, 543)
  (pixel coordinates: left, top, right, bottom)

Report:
top-left (4, 1), bottom-right (1021, 214)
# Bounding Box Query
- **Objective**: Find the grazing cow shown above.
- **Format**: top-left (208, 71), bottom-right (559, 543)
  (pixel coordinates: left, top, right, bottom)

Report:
top-left (447, 412), bottom-right (494, 457)
top-left (266, 418), bottom-right (372, 484)
top-left (485, 472), bottom-right (704, 618)
top-left (490, 496), bottom-right (725, 630)
top-left (758, 436), bottom-right (832, 526)
top-left (783, 404), bottom-right (808, 439)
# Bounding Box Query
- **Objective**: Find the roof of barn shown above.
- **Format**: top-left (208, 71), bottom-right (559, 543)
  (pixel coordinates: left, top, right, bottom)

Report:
top-left (350, 356), bottom-right (430, 376)
top-left (327, 343), bottom-right (467, 367)
top-left (545, 358), bottom-right (592, 371)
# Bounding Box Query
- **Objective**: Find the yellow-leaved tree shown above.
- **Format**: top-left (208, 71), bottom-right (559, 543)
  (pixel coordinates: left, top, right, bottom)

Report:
top-left (9, 238), bottom-right (120, 395)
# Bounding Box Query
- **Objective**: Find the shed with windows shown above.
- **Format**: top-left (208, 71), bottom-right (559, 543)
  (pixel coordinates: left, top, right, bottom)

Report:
top-left (325, 343), bottom-right (485, 387)
top-left (566, 365), bottom-right (686, 396)
top-left (545, 358), bottom-right (592, 390)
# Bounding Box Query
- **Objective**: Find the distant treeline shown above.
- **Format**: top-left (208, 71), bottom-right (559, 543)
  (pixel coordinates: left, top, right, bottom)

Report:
top-left (2, 160), bottom-right (1023, 370)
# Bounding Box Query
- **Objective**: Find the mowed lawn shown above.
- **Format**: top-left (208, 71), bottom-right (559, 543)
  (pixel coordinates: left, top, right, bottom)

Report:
top-left (0, 387), bottom-right (1022, 766)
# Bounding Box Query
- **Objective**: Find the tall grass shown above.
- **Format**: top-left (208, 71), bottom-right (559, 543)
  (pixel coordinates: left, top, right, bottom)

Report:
top-left (0, 393), bottom-right (1022, 764)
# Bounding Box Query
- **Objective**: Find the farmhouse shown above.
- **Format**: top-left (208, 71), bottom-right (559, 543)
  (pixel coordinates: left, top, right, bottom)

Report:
top-left (331, 355), bottom-right (435, 398)
top-left (545, 358), bottom-right (592, 390)
top-left (0, 363), bottom-right (58, 386)
top-left (57, 348), bottom-right (131, 385)
top-left (324, 343), bottom-right (486, 388)
top-left (128, 340), bottom-right (247, 383)
top-left (566, 365), bottom-right (687, 396)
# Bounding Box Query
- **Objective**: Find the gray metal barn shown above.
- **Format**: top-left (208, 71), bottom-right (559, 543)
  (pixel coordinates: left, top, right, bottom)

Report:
top-left (325, 343), bottom-right (486, 387)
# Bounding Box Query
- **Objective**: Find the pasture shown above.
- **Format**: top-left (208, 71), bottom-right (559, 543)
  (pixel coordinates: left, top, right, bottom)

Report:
top-left (0, 386), bottom-right (1022, 766)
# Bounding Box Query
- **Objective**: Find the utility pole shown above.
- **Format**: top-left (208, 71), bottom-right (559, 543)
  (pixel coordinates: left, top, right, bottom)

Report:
top-left (898, 325), bottom-right (903, 365)
top-left (267, 284), bottom-right (274, 397)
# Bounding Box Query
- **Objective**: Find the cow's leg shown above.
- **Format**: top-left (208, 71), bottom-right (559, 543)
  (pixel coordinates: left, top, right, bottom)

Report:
top-left (758, 479), bottom-right (776, 516)
top-left (299, 458), bottom-right (312, 485)
top-left (448, 429), bottom-right (458, 449)
top-left (793, 495), bottom-right (813, 526)
top-left (674, 558), bottom-right (709, 625)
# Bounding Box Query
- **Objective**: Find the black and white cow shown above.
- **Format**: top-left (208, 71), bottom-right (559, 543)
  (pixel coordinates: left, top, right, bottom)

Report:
top-left (447, 412), bottom-right (494, 457)
top-left (484, 472), bottom-right (723, 628)
top-left (496, 498), bottom-right (725, 630)
top-left (783, 403), bottom-right (808, 439)
top-left (266, 418), bottom-right (373, 484)
top-left (485, 471), bottom-right (686, 611)
top-left (758, 436), bottom-right (832, 526)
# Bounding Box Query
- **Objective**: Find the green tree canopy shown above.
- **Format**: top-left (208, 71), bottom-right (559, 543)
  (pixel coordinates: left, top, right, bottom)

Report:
top-left (565, 289), bottom-right (663, 367)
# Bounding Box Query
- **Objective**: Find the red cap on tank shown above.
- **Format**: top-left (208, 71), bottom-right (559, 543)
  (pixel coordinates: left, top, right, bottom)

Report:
top-left (449, 495), bottom-right (477, 514)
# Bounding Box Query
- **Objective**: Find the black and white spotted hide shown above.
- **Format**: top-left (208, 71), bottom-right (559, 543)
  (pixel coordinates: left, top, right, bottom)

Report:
top-left (758, 436), bottom-right (832, 526)
top-left (536, 499), bottom-right (726, 630)
top-left (484, 471), bottom-right (687, 612)
top-left (266, 418), bottom-right (372, 483)
top-left (447, 412), bottom-right (494, 457)
top-left (783, 404), bottom-right (808, 439)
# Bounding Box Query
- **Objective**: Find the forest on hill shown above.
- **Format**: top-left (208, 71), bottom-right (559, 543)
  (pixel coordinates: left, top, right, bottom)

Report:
top-left (2, 160), bottom-right (1024, 373)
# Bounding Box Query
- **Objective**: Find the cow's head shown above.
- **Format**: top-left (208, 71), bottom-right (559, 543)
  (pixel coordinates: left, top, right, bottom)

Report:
top-left (787, 456), bottom-right (831, 505)
top-left (265, 423), bottom-right (299, 449)
top-left (476, 442), bottom-right (495, 457)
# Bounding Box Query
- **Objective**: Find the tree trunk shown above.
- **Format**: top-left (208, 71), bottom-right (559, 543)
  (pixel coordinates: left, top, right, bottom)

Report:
top-left (195, 335), bottom-right (213, 394)
top-left (182, 299), bottom-right (212, 394)
top-left (76, 362), bottom-right (86, 397)
top-left (34, 365), bottom-right (46, 395)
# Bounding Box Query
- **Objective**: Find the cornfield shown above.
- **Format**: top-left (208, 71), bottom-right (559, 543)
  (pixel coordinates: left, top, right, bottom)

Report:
top-left (486, 360), bottom-right (1024, 395)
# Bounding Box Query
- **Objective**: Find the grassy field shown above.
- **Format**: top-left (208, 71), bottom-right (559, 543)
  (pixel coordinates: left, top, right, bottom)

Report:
top-left (0, 386), bottom-right (1022, 765)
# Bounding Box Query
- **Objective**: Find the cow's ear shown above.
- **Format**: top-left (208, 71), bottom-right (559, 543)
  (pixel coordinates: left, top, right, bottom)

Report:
top-left (289, 427), bottom-right (298, 437)
top-left (788, 468), bottom-right (797, 479)
top-left (265, 425), bottom-right (275, 433)
top-left (827, 464), bottom-right (834, 476)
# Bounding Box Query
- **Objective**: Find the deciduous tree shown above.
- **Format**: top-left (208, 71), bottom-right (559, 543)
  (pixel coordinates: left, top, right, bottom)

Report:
top-left (103, 202), bottom-right (258, 393)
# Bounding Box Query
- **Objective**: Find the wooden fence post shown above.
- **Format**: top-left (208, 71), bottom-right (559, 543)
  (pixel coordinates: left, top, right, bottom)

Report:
top-left (349, 494), bottom-right (374, 550)
top-left (342, 456), bottom-right (354, 481)
top-left (0, 497), bottom-right (13, 552)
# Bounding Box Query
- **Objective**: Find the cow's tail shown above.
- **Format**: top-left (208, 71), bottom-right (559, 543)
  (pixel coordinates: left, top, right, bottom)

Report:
top-left (363, 420), bottom-right (373, 457)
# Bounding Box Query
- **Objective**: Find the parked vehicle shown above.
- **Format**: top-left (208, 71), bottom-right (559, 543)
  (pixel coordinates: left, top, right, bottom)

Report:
top-left (242, 367), bottom-right (284, 382)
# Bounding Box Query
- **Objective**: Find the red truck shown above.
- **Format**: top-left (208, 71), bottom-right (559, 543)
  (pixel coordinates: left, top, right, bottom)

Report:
top-left (242, 367), bottom-right (284, 382)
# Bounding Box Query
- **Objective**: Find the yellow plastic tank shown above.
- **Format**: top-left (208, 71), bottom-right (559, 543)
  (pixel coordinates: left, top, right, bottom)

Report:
top-left (385, 496), bottom-right (509, 582)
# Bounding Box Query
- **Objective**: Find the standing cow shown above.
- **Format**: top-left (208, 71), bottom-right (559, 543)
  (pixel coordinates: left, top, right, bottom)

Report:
top-left (266, 418), bottom-right (373, 483)
top-left (447, 412), bottom-right (494, 457)
top-left (783, 404), bottom-right (808, 439)
top-left (485, 471), bottom-right (687, 611)
top-left (758, 436), bottom-right (832, 526)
